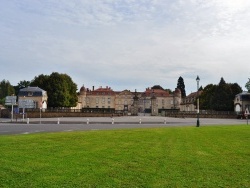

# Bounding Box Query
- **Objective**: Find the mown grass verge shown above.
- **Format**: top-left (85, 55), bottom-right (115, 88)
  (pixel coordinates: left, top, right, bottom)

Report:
top-left (0, 125), bottom-right (250, 187)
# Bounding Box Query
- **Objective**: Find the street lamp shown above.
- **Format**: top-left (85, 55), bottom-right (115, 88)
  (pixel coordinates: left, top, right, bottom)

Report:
top-left (196, 76), bottom-right (200, 127)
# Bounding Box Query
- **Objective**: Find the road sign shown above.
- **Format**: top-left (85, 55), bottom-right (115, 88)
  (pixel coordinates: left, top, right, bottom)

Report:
top-left (5, 96), bottom-right (17, 105)
top-left (245, 108), bottom-right (249, 116)
top-left (18, 99), bottom-right (36, 109)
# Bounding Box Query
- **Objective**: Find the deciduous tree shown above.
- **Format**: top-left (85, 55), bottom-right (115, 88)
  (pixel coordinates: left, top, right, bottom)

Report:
top-left (31, 72), bottom-right (78, 108)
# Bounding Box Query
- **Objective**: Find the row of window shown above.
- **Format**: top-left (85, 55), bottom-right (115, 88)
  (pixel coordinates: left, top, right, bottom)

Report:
top-left (139, 99), bottom-right (177, 105)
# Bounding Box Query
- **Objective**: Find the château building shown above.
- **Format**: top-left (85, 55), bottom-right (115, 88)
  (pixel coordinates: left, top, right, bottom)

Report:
top-left (76, 85), bottom-right (182, 115)
top-left (180, 91), bottom-right (202, 112)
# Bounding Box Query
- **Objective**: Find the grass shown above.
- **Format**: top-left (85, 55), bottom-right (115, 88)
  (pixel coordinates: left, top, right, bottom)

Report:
top-left (0, 125), bottom-right (250, 187)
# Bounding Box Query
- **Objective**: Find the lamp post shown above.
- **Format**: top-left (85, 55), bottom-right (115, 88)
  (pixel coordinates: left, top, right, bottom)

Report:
top-left (196, 76), bottom-right (200, 127)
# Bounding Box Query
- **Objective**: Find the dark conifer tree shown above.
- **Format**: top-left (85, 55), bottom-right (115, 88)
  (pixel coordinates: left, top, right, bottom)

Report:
top-left (177, 76), bottom-right (186, 97)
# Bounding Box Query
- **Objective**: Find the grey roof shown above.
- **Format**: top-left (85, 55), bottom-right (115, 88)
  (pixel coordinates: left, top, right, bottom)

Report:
top-left (236, 91), bottom-right (250, 96)
top-left (20, 87), bottom-right (45, 92)
top-left (18, 87), bottom-right (47, 97)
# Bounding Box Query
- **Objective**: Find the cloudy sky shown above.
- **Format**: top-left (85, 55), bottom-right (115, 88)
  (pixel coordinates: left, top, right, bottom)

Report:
top-left (1, 0), bottom-right (250, 94)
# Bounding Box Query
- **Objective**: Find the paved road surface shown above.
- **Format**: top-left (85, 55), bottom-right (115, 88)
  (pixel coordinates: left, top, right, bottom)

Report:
top-left (0, 116), bottom-right (248, 135)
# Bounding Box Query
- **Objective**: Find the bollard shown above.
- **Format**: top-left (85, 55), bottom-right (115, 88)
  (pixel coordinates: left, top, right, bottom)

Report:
top-left (27, 118), bottom-right (29, 124)
top-left (112, 118), bottom-right (114, 124)
top-left (57, 118), bottom-right (60, 124)
top-left (139, 118), bottom-right (142, 124)
top-left (87, 118), bottom-right (89, 124)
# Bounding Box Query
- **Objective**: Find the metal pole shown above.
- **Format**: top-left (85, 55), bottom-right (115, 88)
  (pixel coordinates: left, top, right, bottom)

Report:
top-left (196, 76), bottom-right (200, 127)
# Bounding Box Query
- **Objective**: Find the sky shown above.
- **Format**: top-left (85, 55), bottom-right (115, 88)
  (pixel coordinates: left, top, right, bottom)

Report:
top-left (1, 0), bottom-right (250, 94)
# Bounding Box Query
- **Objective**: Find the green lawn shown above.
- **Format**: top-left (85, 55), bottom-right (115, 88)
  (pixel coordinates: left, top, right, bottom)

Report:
top-left (0, 125), bottom-right (250, 187)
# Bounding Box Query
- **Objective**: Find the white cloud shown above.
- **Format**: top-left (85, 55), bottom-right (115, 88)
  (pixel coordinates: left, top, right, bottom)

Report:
top-left (1, 0), bottom-right (250, 93)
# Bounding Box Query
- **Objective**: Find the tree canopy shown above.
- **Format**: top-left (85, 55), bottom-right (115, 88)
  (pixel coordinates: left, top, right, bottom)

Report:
top-left (152, 85), bottom-right (164, 90)
top-left (30, 72), bottom-right (78, 108)
top-left (199, 78), bottom-right (242, 111)
top-left (0, 80), bottom-right (15, 105)
top-left (14, 80), bottom-right (31, 95)
top-left (0, 80), bottom-right (15, 98)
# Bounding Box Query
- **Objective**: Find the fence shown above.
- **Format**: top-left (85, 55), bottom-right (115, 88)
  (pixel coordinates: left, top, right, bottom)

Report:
top-left (1, 107), bottom-right (238, 119)
top-left (164, 110), bottom-right (237, 119)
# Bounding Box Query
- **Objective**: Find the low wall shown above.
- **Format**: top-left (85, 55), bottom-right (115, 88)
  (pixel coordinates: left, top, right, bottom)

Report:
top-left (21, 112), bottom-right (122, 118)
top-left (1, 110), bottom-right (238, 119)
top-left (164, 112), bottom-right (237, 119)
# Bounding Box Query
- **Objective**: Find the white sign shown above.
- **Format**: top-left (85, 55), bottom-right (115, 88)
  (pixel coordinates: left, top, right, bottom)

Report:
top-left (18, 99), bottom-right (36, 109)
top-left (5, 96), bottom-right (17, 105)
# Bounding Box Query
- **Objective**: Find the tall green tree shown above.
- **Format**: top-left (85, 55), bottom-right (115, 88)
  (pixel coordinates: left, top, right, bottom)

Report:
top-left (177, 76), bottom-right (186, 98)
top-left (0, 80), bottom-right (15, 98)
top-left (212, 78), bottom-right (232, 111)
top-left (30, 72), bottom-right (78, 108)
top-left (30, 74), bottom-right (49, 89)
top-left (199, 78), bottom-right (242, 111)
top-left (0, 80), bottom-right (15, 105)
top-left (199, 84), bottom-right (216, 110)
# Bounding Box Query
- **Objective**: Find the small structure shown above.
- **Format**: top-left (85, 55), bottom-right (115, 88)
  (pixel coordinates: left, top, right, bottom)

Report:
top-left (131, 90), bottom-right (139, 116)
top-left (234, 92), bottom-right (250, 117)
top-left (18, 87), bottom-right (48, 109)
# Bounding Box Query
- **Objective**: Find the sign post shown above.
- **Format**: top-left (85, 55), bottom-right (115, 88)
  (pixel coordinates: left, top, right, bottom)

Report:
top-left (5, 96), bottom-right (17, 122)
top-left (245, 108), bottom-right (249, 125)
top-left (18, 99), bottom-right (36, 122)
top-left (40, 107), bottom-right (42, 124)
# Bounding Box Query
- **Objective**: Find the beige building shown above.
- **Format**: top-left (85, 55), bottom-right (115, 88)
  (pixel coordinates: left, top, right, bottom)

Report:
top-left (77, 86), bottom-right (116, 112)
top-left (138, 88), bottom-right (181, 115)
top-left (115, 90), bottom-right (134, 114)
top-left (180, 91), bottom-right (202, 112)
top-left (18, 87), bottom-right (48, 109)
top-left (77, 85), bottom-right (182, 115)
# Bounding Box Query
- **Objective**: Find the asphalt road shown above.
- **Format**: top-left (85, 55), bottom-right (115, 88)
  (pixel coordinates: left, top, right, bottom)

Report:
top-left (0, 116), bottom-right (248, 135)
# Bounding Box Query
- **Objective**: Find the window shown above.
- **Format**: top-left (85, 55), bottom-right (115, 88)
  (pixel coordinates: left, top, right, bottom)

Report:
top-left (102, 97), bottom-right (105, 104)
top-left (28, 92), bottom-right (33, 96)
top-left (96, 98), bottom-right (99, 104)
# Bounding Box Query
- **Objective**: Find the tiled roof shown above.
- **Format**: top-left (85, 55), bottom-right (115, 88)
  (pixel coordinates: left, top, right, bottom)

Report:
top-left (87, 86), bottom-right (116, 96)
top-left (142, 88), bottom-right (170, 97)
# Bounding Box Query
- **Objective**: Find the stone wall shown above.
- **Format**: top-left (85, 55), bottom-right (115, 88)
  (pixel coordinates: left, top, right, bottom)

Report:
top-left (23, 112), bottom-right (122, 118)
top-left (164, 112), bottom-right (237, 119)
